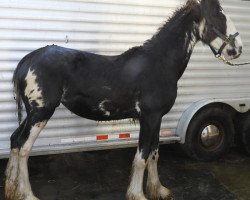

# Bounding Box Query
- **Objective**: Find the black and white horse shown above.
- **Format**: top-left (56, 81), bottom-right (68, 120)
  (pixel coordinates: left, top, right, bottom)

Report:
top-left (5, 0), bottom-right (242, 199)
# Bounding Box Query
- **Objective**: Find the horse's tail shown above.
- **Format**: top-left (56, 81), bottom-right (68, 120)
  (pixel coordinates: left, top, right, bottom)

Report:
top-left (13, 65), bottom-right (23, 125)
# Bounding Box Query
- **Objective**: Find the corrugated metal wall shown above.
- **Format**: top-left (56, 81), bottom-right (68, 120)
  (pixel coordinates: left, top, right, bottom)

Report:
top-left (0, 0), bottom-right (250, 156)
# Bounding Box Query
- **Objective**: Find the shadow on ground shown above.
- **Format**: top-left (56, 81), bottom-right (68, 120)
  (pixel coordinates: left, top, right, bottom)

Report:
top-left (0, 145), bottom-right (249, 200)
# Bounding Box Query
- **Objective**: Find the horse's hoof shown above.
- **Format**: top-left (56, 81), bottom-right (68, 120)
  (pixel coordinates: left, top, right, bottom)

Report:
top-left (159, 185), bottom-right (173, 200)
top-left (160, 189), bottom-right (174, 200)
top-left (27, 196), bottom-right (40, 200)
top-left (5, 181), bottom-right (17, 200)
top-left (126, 193), bottom-right (148, 200)
top-left (126, 196), bottom-right (148, 200)
top-left (5, 181), bottom-right (39, 200)
top-left (5, 193), bottom-right (39, 200)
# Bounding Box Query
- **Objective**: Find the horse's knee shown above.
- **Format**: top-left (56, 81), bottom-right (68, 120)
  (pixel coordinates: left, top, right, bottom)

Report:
top-left (133, 150), bottom-right (147, 168)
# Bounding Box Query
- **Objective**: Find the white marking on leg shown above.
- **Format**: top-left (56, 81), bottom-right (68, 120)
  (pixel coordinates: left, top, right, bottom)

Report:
top-left (18, 121), bottom-right (46, 200)
top-left (99, 100), bottom-right (111, 116)
top-left (147, 149), bottom-right (172, 199)
top-left (25, 69), bottom-right (44, 107)
top-left (126, 149), bottom-right (147, 200)
top-left (19, 121), bottom-right (47, 157)
top-left (5, 149), bottom-right (19, 200)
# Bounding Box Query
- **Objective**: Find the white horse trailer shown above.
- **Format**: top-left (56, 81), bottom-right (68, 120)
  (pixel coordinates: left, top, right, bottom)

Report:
top-left (0, 0), bottom-right (250, 160)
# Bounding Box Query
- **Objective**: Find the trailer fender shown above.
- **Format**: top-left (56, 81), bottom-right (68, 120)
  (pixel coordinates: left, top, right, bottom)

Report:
top-left (176, 97), bottom-right (250, 144)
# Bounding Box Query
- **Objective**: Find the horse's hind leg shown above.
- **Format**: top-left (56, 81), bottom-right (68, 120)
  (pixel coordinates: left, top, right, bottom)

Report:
top-left (5, 108), bottom-right (55, 200)
top-left (5, 119), bottom-right (27, 200)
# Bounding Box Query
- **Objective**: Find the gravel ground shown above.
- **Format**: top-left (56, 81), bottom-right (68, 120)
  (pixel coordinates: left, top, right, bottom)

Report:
top-left (0, 145), bottom-right (249, 200)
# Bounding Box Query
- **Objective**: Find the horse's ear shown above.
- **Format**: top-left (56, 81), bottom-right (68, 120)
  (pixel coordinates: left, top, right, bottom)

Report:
top-left (200, 0), bottom-right (220, 22)
top-left (185, 0), bottom-right (202, 21)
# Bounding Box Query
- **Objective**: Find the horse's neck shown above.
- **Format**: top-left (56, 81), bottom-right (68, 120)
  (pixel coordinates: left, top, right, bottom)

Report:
top-left (143, 8), bottom-right (200, 80)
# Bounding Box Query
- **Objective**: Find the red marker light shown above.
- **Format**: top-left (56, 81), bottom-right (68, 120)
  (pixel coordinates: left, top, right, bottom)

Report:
top-left (96, 135), bottom-right (108, 140)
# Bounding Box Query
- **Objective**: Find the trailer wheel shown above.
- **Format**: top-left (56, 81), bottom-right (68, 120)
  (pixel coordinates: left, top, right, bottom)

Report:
top-left (237, 115), bottom-right (250, 156)
top-left (241, 126), bottom-right (250, 155)
top-left (181, 107), bottom-right (234, 161)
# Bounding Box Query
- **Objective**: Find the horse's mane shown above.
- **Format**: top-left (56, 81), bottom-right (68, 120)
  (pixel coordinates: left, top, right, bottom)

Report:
top-left (143, 1), bottom-right (199, 49)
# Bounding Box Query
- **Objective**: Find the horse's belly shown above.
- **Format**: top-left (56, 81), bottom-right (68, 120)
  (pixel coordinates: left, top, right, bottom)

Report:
top-left (61, 95), bottom-right (139, 121)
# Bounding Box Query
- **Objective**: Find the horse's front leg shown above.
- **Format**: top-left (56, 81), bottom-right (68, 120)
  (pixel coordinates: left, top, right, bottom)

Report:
top-left (140, 113), bottom-right (172, 200)
top-left (146, 148), bottom-right (173, 200)
top-left (126, 113), bottom-right (165, 200)
top-left (126, 148), bottom-right (148, 200)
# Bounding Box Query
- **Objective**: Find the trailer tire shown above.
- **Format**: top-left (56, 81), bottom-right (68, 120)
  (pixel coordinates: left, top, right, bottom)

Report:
top-left (241, 126), bottom-right (250, 156)
top-left (181, 107), bottom-right (234, 161)
top-left (237, 115), bottom-right (250, 156)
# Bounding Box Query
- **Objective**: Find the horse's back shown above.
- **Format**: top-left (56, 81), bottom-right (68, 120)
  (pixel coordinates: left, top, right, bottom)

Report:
top-left (14, 45), bottom-right (115, 79)
top-left (12, 45), bottom-right (95, 109)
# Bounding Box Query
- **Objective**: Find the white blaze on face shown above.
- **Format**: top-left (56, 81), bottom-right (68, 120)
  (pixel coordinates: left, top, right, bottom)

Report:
top-left (210, 13), bottom-right (243, 60)
top-left (25, 69), bottom-right (44, 107)
top-left (225, 15), bottom-right (243, 49)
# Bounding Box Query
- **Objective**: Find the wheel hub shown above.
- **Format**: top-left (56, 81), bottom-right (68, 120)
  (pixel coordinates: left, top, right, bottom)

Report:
top-left (200, 124), bottom-right (223, 150)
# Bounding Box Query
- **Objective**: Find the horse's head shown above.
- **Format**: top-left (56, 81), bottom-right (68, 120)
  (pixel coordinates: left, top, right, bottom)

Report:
top-left (197, 0), bottom-right (243, 60)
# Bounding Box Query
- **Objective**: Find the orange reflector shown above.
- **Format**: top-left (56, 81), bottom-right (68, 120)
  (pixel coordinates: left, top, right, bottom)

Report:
top-left (96, 135), bottom-right (108, 140)
top-left (119, 133), bottom-right (130, 139)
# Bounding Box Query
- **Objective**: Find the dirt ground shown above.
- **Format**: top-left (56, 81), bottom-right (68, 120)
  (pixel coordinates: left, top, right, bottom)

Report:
top-left (0, 145), bottom-right (250, 200)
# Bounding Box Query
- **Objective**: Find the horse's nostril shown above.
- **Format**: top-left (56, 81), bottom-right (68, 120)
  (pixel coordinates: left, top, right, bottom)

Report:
top-left (227, 49), bottom-right (237, 56)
